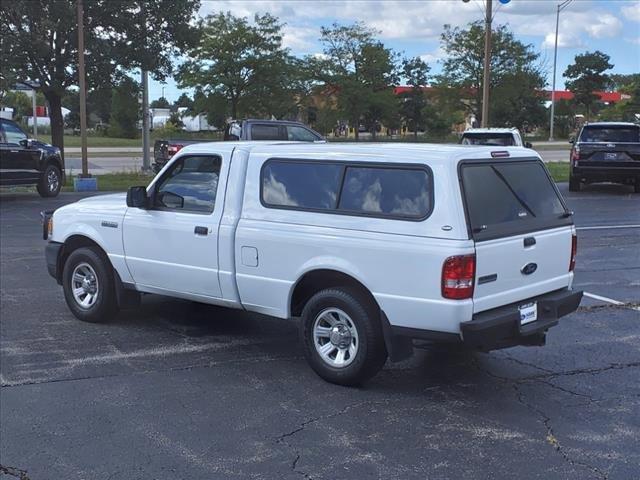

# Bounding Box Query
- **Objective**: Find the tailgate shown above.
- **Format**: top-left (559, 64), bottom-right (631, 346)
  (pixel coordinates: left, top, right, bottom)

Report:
top-left (459, 159), bottom-right (574, 313)
top-left (474, 227), bottom-right (573, 312)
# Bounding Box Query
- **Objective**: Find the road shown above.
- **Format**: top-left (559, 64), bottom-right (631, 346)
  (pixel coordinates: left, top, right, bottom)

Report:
top-left (65, 148), bottom-right (569, 175)
top-left (1, 183), bottom-right (638, 479)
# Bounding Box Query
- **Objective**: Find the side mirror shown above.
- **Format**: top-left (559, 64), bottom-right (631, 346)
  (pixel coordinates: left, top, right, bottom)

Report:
top-left (158, 190), bottom-right (184, 209)
top-left (569, 137), bottom-right (575, 144)
top-left (126, 186), bottom-right (149, 208)
top-left (524, 142), bottom-right (533, 149)
top-left (19, 138), bottom-right (34, 148)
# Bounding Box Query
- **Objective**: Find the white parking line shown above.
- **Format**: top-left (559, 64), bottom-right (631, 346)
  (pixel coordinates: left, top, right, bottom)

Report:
top-left (584, 292), bottom-right (640, 311)
top-left (576, 224), bottom-right (640, 231)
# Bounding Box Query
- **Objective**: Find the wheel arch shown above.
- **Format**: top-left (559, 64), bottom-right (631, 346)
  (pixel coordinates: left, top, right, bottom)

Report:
top-left (289, 268), bottom-right (380, 318)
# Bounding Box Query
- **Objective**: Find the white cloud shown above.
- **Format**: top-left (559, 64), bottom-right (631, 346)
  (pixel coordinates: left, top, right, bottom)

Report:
top-left (281, 25), bottom-right (316, 52)
top-left (419, 47), bottom-right (446, 64)
top-left (542, 32), bottom-right (585, 49)
top-left (621, 1), bottom-right (640, 22)
top-left (585, 13), bottom-right (623, 38)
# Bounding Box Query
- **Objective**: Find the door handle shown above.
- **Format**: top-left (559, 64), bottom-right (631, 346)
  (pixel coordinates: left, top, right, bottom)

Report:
top-left (194, 226), bottom-right (208, 236)
top-left (523, 237), bottom-right (536, 247)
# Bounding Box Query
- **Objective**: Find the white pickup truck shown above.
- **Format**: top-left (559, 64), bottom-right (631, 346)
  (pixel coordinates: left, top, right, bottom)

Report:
top-left (43, 142), bottom-right (582, 385)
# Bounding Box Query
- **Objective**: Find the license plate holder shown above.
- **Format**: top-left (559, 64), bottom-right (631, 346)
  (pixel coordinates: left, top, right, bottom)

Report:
top-left (519, 302), bottom-right (538, 325)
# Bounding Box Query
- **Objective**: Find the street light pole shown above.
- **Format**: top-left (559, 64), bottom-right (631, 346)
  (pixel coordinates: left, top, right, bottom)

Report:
top-left (549, 0), bottom-right (572, 141)
top-left (481, 0), bottom-right (493, 128)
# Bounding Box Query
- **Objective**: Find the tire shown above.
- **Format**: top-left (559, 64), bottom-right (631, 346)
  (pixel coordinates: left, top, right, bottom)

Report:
top-left (300, 288), bottom-right (387, 386)
top-left (62, 247), bottom-right (119, 323)
top-left (568, 175), bottom-right (581, 192)
top-left (37, 163), bottom-right (62, 197)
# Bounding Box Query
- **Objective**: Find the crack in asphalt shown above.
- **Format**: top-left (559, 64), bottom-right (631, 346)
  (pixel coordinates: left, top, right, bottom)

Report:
top-left (511, 383), bottom-right (609, 480)
top-left (0, 465), bottom-right (30, 480)
top-left (275, 399), bottom-right (390, 479)
top-left (577, 303), bottom-right (640, 312)
top-left (470, 359), bottom-right (618, 479)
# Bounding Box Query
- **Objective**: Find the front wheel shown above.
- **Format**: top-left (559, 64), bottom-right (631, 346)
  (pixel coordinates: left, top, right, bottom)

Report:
top-left (37, 164), bottom-right (62, 197)
top-left (62, 247), bottom-right (118, 323)
top-left (300, 288), bottom-right (387, 386)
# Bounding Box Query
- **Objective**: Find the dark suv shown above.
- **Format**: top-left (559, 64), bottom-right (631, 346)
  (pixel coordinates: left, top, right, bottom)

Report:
top-left (569, 122), bottom-right (640, 193)
top-left (0, 118), bottom-right (64, 197)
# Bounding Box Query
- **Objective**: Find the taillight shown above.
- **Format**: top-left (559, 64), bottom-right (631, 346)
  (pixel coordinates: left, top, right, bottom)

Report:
top-left (167, 144), bottom-right (184, 157)
top-left (571, 146), bottom-right (580, 166)
top-left (442, 254), bottom-right (476, 300)
top-left (569, 234), bottom-right (577, 271)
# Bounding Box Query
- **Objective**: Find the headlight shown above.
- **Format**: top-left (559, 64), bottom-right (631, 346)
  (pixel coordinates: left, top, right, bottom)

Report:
top-left (41, 210), bottom-right (54, 240)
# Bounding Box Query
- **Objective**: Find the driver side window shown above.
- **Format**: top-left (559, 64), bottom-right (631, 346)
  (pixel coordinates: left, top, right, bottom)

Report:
top-left (154, 155), bottom-right (221, 213)
top-left (2, 120), bottom-right (27, 144)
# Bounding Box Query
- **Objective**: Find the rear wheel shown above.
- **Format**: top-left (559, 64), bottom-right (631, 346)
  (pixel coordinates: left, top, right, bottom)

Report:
top-left (300, 288), bottom-right (387, 386)
top-left (568, 174), bottom-right (581, 192)
top-left (37, 164), bottom-right (62, 197)
top-left (62, 247), bottom-right (118, 323)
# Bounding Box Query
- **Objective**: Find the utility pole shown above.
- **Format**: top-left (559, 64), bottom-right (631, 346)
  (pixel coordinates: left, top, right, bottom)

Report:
top-left (77, 0), bottom-right (89, 177)
top-left (549, 0), bottom-right (572, 141)
top-left (481, 0), bottom-right (492, 128)
top-left (31, 88), bottom-right (37, 137)
top-left (141, 70), bottom-right (150, 172)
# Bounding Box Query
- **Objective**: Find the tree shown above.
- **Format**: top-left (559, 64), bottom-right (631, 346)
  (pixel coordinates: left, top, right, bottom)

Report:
top-left (150, 97), bottom-right (171, 109)
top-left (564, 51), bottom-right (613, 120)
top-left (177, 12), bottom-right (294, 119)
top-left (438, 22), bottom-right (543, 126)
top-left (174, 93), bottom-right (194, 110)
top-left (318, 22), bottom-right (399, 140)
top-left (107, 77), bottom-right (140, 138)
top-left (399, 57), bottom-right (430, 138)
top-left (491, 68), bottom-right (547, 132)
top-left (0, 91), bottom-right (32, 122)
top-left (1, 0), bottom-right (200, 161)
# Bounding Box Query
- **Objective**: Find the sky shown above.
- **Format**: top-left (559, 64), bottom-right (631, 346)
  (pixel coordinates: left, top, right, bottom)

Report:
top-left (149, 0), bottom-right (640, 102)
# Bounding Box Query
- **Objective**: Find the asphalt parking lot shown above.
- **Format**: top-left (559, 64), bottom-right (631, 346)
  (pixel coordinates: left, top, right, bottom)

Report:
top-left (1, 183), bottom-right (638, 480)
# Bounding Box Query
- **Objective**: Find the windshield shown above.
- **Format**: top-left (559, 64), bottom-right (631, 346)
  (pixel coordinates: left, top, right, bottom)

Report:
top-left (579, 125), bottom-right (640, 143)
top-left (461, 133), bottom-right (515, 146)
top-left (461, 160), bottom-right (570, 241)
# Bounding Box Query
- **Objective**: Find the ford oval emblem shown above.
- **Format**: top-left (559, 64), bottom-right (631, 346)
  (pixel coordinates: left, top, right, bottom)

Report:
top-left (521, 262), bottom-right (537, 275)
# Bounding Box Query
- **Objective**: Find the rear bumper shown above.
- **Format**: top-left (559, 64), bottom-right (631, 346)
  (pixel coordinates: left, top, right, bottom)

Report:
top-left (45, 241), bottom-right (63, 283)
top-left (573, 163), bottom-right (640, 182)
top-left (460, 288), bottom-right (583, 351)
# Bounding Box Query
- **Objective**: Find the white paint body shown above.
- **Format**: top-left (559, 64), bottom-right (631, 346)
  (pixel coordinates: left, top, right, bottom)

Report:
top-left (50, 142), bottom-right (575, 336)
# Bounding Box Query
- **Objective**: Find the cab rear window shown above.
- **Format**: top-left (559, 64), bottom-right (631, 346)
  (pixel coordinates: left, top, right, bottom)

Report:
top-left (460, 160), bottom-right (570, 241)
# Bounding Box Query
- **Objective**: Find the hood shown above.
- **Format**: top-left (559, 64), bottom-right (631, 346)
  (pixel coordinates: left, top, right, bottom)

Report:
top-left (55, 192), bottom-right (128, 219)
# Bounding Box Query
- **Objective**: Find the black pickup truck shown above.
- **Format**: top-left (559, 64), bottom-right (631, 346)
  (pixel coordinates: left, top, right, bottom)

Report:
top-left (569, 122), bottom-right (640, 192)
top-left (0, 118), bottom-right (64, 197)
top-left (153, 119), bottom-right (324, 173)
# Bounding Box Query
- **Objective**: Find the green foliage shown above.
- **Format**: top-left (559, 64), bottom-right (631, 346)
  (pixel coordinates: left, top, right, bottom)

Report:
top-left (150, 97), bottom-right (171, 109)
top-left (1, 0), bottom-right (200, 151)
top-left (318, 22), bottom-right (399, 139)
top-left (491, 69), bottom-right (547, 131)
top-left (0, 91), bottom-right (32, 121)
top-left (438, 22), bottom-right (543, 126)
top-left (174, 93), bottom-right (194, 110)
top-left (167, 112), bottom-right (185, 129)
top-left (564, 51), bottom-right (614, 120)
top-left (177, 12), bottom-right (298, 119)
top-left (107, 77), bottom-right (140, 138)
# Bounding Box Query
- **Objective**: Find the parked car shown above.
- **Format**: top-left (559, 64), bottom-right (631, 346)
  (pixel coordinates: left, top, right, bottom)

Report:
top-left (0, 118), bottom-right (64, 197)
top-left (568, 122), bottom-right (640, 192)
top-left (43, 142), bottom-right (582, 385)
top-left (460, 128), bottom-right (533, 148)
top-left (153, 119), bottom-right (324, 173)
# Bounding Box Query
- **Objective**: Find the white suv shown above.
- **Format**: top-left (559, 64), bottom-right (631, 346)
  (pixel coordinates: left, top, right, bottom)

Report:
top-left (43, 142), bottom-right (582, 385)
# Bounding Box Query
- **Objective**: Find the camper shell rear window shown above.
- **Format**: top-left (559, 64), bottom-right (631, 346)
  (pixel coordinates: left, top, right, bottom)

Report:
top-left (459, 159), bottom-right (572, 241)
